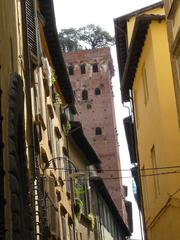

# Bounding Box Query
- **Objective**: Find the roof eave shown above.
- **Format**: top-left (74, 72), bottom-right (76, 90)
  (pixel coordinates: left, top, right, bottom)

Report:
top-left (121, 14), bottom-right (165, 102)
top-left (39, 0), bottom-right (75, 110)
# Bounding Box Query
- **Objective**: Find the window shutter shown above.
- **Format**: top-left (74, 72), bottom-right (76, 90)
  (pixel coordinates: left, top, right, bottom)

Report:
top-left (47, 176), bottom-right (57, 234)
top-left (69, 224), bottom-right (74, 240)
top-left (62, 215), bottom-right (67, 240)
top-left (34, 69), bottom-right (41, 116)
top-left (25, 0), bottom-right (39, 60)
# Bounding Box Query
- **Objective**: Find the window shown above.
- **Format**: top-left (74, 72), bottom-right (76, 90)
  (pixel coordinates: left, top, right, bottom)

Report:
top-left (82, 89), bottom-right (88, 100)
top-left (142, 66), bottom-right (149, 105)
top-left (79, 180), bottom-right (90, 216)
top-left (80, 64), bottom-right (86, 74)
top-left (95, 127), bottom-right (102, 135)
top-left (55, 133), bottom-right (62, 178)
top-left (95, 88), bottom-right (101, 95)
top-left (92, 63), bottom-right (98, 72)
top-left (151, 145), bottom-right (160, 197)
top-left (68, 65), bottom-right (74, 75)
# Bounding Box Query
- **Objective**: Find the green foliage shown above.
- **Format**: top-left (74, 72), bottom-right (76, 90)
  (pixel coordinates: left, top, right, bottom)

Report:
top-left (59, 24), bottom-right (114, 52)
top-left (50, 68), bottom-right (56, 86)
top-left (88, 213), bottom-right (95, 229)
top-left (53, 92), bottom-right (62, 107)
top-left (78, 24), bottom-right (115, 49)
top-left (73, 186), bottom-right (85, 220)
top-left (63, 121), bottom-right (71, 136)
top-left (74, 186), bottom-right (85, 198)
top-left (58, 28), bottom-right (82, 52)
top-left (74, 198), bottom-right (83, 220)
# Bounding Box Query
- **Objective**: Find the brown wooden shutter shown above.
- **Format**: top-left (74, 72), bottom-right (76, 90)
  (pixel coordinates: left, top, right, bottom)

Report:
top-left (47, 176), bottom-right (57, 235)
top-left (25, 0), bottom-right (38, 59)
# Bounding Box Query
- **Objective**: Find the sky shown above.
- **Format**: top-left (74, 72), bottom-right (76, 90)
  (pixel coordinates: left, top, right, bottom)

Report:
top-left (53, 0), bottom-right (159, 239)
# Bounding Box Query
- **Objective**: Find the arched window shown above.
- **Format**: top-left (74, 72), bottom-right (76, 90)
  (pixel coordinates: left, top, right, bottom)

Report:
top-left (92, 63), bottom-right (98, 72)
top-left (95, 127), bottom-right (102, 135)
top-left (95, 88), bottom-right (101, 95)
top-left (82, 90), bottom-right (88, 100)
top-left (68, 65), bottom-right (74, 75)
top-left (80, 64), bottom-right (86, 74)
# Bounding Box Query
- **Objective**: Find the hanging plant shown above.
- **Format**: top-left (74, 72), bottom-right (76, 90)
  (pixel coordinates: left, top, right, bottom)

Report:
top-left (53, 92), bottom-right (62, 107)
top-left (88, 213), bottom-right (95, 230)
top-left (74, 198), bottom-right (83, 220)
top-left (50, 68), bottom-right (57, 86)
top-left (74, 186), bottom-right (85, 198)
top-left (63, 121), bottom-right (71, 136)
top-left (74, 186), bottom-right (84, 220)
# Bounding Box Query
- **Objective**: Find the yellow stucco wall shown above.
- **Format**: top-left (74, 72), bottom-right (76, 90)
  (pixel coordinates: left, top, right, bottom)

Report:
top-left (128, 13), bottom-right (180, 240)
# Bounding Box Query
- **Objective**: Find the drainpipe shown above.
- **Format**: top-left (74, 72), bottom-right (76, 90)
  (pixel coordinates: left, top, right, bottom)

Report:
top-left (129, 90), bottom-right (147, 240)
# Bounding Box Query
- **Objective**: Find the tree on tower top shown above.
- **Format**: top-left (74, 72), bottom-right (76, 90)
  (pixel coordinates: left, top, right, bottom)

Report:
top-left (59, 24), bottom-right (114, 52)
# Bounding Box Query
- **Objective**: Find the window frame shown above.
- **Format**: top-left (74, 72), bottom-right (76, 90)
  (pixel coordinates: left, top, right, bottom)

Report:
top-left (95, 88), bottom-right (101, 95)
top-left (151, 145), bottom-right (160, 198)
top-left (80, 64), bottom-right (86, 74)
top-left (92, 63), bottom-right (98, 73)
top-left (82, 89), bottom-right (88, 100)
top-left (95, 127), bottom-right (102, 135)
top-left (68, 65), bottom-right (74, 76)
top-left (142, 65), bottom-right (149, 106)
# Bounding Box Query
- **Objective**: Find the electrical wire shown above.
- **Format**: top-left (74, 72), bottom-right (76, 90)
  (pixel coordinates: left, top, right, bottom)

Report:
top-left (46, 164), bottom-right (180, 172)
top-left (42, 169), bottom-right (180, 181)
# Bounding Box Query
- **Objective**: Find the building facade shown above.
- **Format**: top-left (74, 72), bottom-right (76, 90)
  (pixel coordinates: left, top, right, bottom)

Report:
top-left (164, 0), bottom-right (180, 124)
top-left (115, 1), bottom-right (180, 239)
top-left (64, 48), bottom-right (127, 221)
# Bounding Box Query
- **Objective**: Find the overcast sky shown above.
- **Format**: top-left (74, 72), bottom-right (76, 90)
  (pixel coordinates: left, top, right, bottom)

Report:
top-left (53, 1), bottom-right (159, 238)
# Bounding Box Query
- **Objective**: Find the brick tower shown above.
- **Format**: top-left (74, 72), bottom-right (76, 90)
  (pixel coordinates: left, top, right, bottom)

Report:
top-left (64, 47), bottom-right (126, 219)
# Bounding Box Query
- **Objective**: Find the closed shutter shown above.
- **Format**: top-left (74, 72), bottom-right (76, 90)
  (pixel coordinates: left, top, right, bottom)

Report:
top-left (55, 136), bottom-right (62, 178)
top-left (46, 111), bottom-right (54, 154)
top-left (69, 224), bottom-right (74, 240)
top-left (64, 158), bottom-right (71, 196)
top-left (61, 215), bottom-right (67, 240)
top-left (34, 69), bottom-right (41, 116)
top-left (47, 176), bottom-right (57, 235)
top-left (25, 0), bottom-right (37, 58)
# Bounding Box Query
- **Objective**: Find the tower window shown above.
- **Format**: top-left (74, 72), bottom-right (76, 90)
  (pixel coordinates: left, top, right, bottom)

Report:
top-left (68, 66), bottom-right (74, 75)
top-left (95, 88), bottom-right (101, 95)
top-left (80, 64), bottom-right (86, 74)
top-left (95, 127), bottom-right (102, 135)
top-left (82, 89), bottom-right (88, 100)
top-left (92, 63), bottom-right (98, 72)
